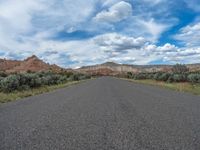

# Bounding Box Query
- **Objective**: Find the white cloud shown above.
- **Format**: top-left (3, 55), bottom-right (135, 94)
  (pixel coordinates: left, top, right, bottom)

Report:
top-left (138, 19), bottom-right (169, 41)
top-left (144, 43), bottom-right (200, 64)
top-left (157, 43), bottom-right (178, 52)
top-left (162, 47), bottom-right (200, 64)
top-left (174, 22), bottom-right (200, 46)
top-left (1, 30), bottom-right (200, 67)
top-left (0, 0), bottom-right (200, 67)
top-left (0, 0), bottom-right (96, 54)
top-left (121, 17), bottom-right (170, 42)
top-left (94, 1), bottom-right (132, 23)
top-left (93, 33), bottom-right (146, 51)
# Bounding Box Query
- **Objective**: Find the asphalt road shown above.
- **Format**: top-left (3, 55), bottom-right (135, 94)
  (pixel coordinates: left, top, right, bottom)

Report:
top-left (1, 77), bottom-right (200, 150)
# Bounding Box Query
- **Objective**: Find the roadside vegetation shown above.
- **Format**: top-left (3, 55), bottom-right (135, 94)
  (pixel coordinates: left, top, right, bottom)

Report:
top-left (0, 71), bottom-right (91, 103)
top-left (126, 64), bottom-right (200, 95)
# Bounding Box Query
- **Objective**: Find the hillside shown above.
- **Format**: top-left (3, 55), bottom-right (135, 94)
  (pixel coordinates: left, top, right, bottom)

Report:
top-left (76, 62), bottom-right (200, 76)
top-left (1, 56), bottom-right (200, 75)
top-left (0, 55), bottom-right (64, 73)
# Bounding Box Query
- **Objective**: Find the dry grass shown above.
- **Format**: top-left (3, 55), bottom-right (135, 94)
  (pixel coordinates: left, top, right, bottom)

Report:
top-left (124, 79), bottom-right (200, 95)
top-left (0, 81), bottom-right (82, 103)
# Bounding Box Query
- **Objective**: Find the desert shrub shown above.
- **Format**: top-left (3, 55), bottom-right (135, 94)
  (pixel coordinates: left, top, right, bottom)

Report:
top-left (158, 73), bottom-right (171, 81)
top-left (85, 74), bottom-right (92, 79)
top-left (172, 74), bottom-right (187, 82)
top-left (0, 71), bottom-right (90, 93)
top-left (127, 70), bottom-right (200, 84)
top-left (0, 76), bottom-right (4, 81)
top-left (172, 64), bottom-right (189, 73)
top-left (70, 74), bottom-right (80, 81)
top-left (187, 74), bottom-right (200, 83)
top-left (57, 75), bottom-right (68, 83)
top-left (0, 72), bottom-right (7, 77)
top-left (18, 85), bottom-right (30, 91)
top-left (127, 72), bottom-right (133, 79)
top-left (153, 72), bottom-right (163, 80)
top-left (67, 73), bottom-right (91, 81)
top-left (167, 74), bottom-right (174, 83)
top-left (41, 76), bottom-right (51, 85)
top-left (78, 74), bottom-right (91, 80)
top-left (146, 73), bottom-right (155, 79)
top-left (134, 73), bottom-right (146, 80)
top-left (34, 73), bottom-right (65, 86)
top-left (23, 73), bottom-right (42, 88)
top-left (17, 74), bottom-right (27, 85)
top-left (0, 75), bottom-right (20, 92)
top-left (41, 74), bottom-right (59, 85)
top-left (59, 71), bottom-right (73, 78)
top-left (30, 77), bottom-right (42, 87)
top-left (53, 74), bottom-right (63, 84)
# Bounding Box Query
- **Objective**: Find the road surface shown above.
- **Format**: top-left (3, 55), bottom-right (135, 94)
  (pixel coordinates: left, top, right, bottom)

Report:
top-left (0, 77), bottom-right (200, 150)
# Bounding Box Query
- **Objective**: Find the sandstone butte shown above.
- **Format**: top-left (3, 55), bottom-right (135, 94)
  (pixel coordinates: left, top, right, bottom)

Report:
top-left (0, 55), bottom-right (200, 75)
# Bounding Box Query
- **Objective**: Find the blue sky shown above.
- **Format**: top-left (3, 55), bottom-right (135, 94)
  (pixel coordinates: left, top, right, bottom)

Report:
top-left (0, 0), bottom-right (200, 68)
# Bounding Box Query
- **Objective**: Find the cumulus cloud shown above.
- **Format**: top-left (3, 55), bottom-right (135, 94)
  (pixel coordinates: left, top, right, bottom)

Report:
top-left (156, 43), bottom-right (178, 52)
top-left (94, 1), bottom-right (132, 23)
top-left (0, 0), bottom-right (200, 67)
top-left (162, 47), bottom-right (200, 64)
top-left (144, 43), bottom-right (200, 64)
top-left (138, 19), bottom-right (170, 41)
top-left (0, 0), bottom-right (96, 56)
top-left (174, 22), bottom-right (200, 46)
top-left (93, 33), bottom-right (146, 52)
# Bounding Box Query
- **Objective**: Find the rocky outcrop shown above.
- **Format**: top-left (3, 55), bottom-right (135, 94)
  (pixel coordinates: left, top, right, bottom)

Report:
top-left (1, 56), bottom-right (200, 75)
top-left (187, 64), bottom-right (200, 72)
top-left (77, 62), bottom-right (200, 76)
top-left (0, 55), bottom-right (65, 73)
top-left (0, 59), bottom-right (21, 71)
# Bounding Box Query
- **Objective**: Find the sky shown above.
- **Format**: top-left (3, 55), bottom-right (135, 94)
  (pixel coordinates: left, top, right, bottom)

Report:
top-left (0, 0), bottom-right (200, 68)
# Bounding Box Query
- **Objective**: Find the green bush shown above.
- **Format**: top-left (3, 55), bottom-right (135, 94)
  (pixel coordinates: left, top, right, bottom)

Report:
top-left (172, 74), bottom-right (187, 82)
top-left (0, 72), bottom-right (90, 93)
top-left (188, 74), bottom-right (200, 83)
top-left (0, 76), bottom-right (4, 81)
top-left (60, 71), bottom-right (73, 78)
top-left (57, 76), bottom-right (68, 84)
top-left (127, 72), bottom-right (133, 79)
top-left (23, 74), bottom-right (42, 88)
top-left (133, 73), bottom-right (148, 80)
top-left (172, 64), bottom-right (189, 73)
top-left (128, 70), bottom-right (200, 84)
top-left (167, 75), bottom-right (174, 83)
top-left (146, 73), bottom-right (155, 79)
top-left (70, 74), bottom-right (80, 81)
top-left (0, 72), bottom-right (7, 77)
top-left (0, 75), bottom-right (20, 92)
top-left (158, 73), bottom-right (170, 81)
top-left (78, 74), bottom-right (91, 80)
top-left (41, 74), bottom-right (60, 85)
top-left (153, 72), bottom-right (162, 80)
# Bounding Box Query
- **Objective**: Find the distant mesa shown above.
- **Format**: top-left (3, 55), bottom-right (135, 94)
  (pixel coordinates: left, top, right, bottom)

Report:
top-left (0, 55), bottom-right (200, 75)
top-left (76, 61), bottom-right (200, 76)
top-left (0, 55), bottom-right (65, 73)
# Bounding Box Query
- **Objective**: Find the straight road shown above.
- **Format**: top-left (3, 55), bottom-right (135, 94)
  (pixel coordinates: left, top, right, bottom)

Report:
top-left (0, 77), bottom-right (200, 150)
